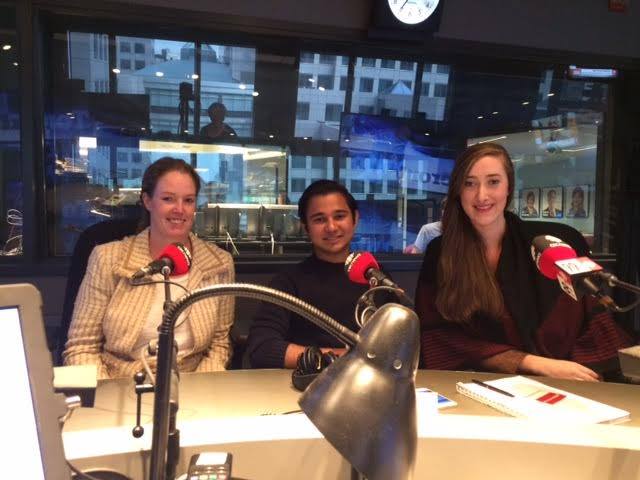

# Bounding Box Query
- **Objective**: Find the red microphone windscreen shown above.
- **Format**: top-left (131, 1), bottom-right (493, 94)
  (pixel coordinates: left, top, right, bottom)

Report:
top-left (532, 235), bottom-right (576, 280)
top-left (161, 242), bottom-right (192, 276)
top-left (345, 251), bottom-right (379, 285)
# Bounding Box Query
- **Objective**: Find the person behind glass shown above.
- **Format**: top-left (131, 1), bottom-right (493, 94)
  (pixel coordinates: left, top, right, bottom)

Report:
top-left (63, 157), bottom-right (235, 379)
top-left (520, 191), bottom-right (538, 217)
top-left (542, 189), bottom-right (562, 218)
top-left (567, 186), bottom-right (587, 218)
top-left (246, 180), bottom-right (367, 368)
top-left (200, 102), bottom-right (237, 140)
top-left (405, 197), bottom-right (446, 254)
top-left (415, 143), bottom-right (634, 380)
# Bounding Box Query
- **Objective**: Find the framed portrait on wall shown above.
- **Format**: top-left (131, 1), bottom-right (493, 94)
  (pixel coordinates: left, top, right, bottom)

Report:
top-left (541, 186), bottom-right (563, 218)
top-left (519, 188), bottom-right (540, 218)
top-left (565, 185), bottom-right (589, 218)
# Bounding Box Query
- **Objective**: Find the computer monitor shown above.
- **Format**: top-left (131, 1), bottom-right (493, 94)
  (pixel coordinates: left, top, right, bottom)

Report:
top-left (0, 283), bottom-right (70, 479)
top-left (212, 203), bottom-right (261, 238)
top-left (261, 204), bottom-right (303, 240)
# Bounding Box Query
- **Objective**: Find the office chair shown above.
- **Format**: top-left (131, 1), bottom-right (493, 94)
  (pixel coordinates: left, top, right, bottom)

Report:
top-left (56, 217), bottom-right (140, 365)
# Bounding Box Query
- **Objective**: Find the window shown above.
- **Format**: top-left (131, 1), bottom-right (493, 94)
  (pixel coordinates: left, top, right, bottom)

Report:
top-left (134, 42), bottom-right (145, 54)
top-left (317, 74), bottom-right (334, 90)
top-left (298, 73), bottom-right (313, 88)
top-left (369, 180), bottom-right (383, 193)
top-left (300, 51), bottom-right (315, 63)
top-left (351, 180), bottom-right (365, 193)
top-left (295, 51), bottom-right (346, 140)
top-left (291, 178), bottom-right (306, 192)
top-left (352, 56), bottom-right (414, 119)
top-left (434, 83), bottom-right (448, 97)
top-left (319, 54), bottom-right (335, 65)
top-left (291, 156), bottom-right (307, 169)
top-left (370, 156), bottom-right (382, 169)
top-left (296, 102), bottom-right (310, 120)
top-left (378, 79), bottom-right (393, 93)
top-left (0, 6), bottom-right (21, 257)
top-left (351, 157), bottom-right (365, 169)
top-left (311, 157), bottom-right (326, 169)
top-left (38, 20), bottom-right (616, 258)
top-left (325, 103), bottom-right (342, 122)
top-left (359, 78), bottom-right (374, 92)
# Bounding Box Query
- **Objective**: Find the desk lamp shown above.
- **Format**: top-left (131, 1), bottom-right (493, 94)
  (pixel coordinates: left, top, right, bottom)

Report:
top-left (150, 283), bottom-right (419, 480)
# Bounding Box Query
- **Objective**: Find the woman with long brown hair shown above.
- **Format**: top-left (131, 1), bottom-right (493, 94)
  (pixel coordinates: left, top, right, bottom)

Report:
top-left (415, 143), bottom-right (633, 380)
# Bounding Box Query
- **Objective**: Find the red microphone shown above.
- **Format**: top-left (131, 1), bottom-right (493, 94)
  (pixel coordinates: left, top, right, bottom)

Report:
top-left (345, 251), bottom-right (398, 288)
top-left (530, 235), bottom-right (578, 280)
top-left (131, 242), bottom-right (192, 280)
top-left (531, 235), bottom-right (614, 307)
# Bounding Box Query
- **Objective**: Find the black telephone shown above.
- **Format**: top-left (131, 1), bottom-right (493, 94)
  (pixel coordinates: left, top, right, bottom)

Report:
top-left (187, 452), bottom-right (232, 480)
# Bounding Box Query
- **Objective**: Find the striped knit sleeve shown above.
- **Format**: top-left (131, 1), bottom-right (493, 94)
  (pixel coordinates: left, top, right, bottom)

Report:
top-left (62, 244), bottom-right (117, 378)
top-left (195, 251), bottom-right (235, 372)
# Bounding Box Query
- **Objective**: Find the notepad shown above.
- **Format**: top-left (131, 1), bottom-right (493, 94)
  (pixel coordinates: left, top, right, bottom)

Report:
top-left (456, 376), bottom-right (630, 425)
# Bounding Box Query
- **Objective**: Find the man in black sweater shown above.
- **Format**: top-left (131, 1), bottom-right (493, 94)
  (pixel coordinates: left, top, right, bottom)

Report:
top-left (246, 180), bottom-right (368, 368)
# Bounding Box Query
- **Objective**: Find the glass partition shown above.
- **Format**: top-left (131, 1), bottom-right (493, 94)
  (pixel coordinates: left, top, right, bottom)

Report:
top-left (41, 18), bottom-right (616, 258)
top-left (0, 6), bottom-right (21, 257)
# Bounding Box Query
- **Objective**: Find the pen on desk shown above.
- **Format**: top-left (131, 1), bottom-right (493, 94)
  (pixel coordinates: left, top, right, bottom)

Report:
top-left (471, 379), bottom-right (514, 397)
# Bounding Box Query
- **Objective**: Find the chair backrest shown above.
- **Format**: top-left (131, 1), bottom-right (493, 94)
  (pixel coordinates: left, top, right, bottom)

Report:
top-left (524, 220), bottom-right (591, 257)
top-left (56, 217), bottom-right (140, 364)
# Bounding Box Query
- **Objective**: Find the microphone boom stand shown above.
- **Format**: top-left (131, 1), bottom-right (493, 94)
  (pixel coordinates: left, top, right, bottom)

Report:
top-left (149, 283), bottom-right (359, 480)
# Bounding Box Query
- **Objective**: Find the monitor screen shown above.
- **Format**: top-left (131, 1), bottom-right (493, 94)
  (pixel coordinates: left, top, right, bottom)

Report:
top-left (0, 306), bottom-right (46, 479)
top-left (0, 284), bottom-right (70, 479)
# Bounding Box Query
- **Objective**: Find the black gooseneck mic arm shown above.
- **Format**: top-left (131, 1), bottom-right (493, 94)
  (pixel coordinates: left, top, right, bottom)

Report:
top-left (597, 272), bottom-right (640, 313)
top-left (149, 283), bottom-right (359, 480)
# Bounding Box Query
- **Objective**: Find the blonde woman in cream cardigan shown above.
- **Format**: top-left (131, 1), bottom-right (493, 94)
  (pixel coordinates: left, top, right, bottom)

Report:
top-left (63, 157), bottom-right (235, 379)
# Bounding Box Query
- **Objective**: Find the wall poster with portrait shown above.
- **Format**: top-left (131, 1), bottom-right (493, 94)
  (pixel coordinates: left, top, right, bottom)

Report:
top-left (541, 186), bottom-right (564, 218)
top-left (565, 185), bottom-right (589, 218)
top-left (519, 188), bottom-right (540, 218)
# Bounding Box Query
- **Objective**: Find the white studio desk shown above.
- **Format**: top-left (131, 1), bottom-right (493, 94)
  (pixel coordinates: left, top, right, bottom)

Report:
top-left (63, 369), bottom-right (640, 480)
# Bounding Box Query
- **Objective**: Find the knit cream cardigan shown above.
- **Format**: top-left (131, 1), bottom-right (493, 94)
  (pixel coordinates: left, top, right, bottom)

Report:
top-left (63, 228), bottom-right (235, 379)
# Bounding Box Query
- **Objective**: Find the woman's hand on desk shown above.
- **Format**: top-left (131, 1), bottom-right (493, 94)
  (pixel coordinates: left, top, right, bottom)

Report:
top-left (519, 355), bottom-right (600, 381)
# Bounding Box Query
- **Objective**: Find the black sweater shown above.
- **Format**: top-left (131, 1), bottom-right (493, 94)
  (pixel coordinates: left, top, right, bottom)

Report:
top-left (246, 255), bottom-right (368, 368)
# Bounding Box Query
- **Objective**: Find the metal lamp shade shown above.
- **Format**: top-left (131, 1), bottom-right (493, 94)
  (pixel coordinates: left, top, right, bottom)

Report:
top-left (299, 303), bottom-right (420, 480)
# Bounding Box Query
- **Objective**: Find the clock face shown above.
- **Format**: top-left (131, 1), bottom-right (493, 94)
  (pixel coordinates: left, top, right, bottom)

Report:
top-left (387, 0), bottom-right (440, 25)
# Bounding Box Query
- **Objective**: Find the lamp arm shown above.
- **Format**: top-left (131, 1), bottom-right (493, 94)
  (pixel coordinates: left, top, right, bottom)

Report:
top-left (149, 283), bottom-right (361, 480)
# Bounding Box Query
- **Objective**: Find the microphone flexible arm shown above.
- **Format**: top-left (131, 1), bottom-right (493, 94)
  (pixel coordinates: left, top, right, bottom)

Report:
top-left (597, 272), bottom-right (640, 313)
top-left (149, 283), bottom-right (361, 480)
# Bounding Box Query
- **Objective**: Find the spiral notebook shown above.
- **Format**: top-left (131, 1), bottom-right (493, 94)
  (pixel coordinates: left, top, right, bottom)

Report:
top-left (456, 376), bottom-right (630, 425)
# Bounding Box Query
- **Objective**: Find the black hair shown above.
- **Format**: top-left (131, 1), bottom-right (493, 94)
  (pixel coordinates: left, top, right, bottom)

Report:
top-left (138, 157), bottom-right (201, 230)
top-left (297, 180), bottom-right (358, 225)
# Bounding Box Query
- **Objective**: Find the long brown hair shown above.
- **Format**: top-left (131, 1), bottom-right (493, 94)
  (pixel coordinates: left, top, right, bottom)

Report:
top-left (436, 143), bottom-right (514, 324)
